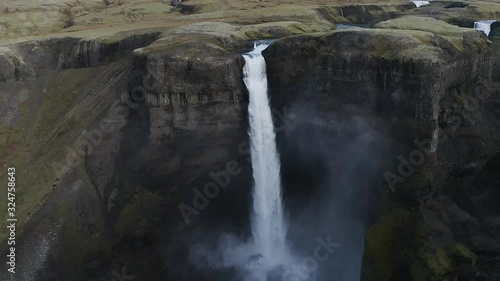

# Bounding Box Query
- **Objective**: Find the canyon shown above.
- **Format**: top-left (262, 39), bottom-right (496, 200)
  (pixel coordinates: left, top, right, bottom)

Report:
top-left (1, 1), bottom-right (500, 281)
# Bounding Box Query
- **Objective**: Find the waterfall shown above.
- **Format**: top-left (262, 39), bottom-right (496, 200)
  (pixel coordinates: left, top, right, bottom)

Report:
top-left (214, 41), bottom-right (312, 281)
top-left (474, 20), bottom-right (496, 36)
top-left (412, 1), bottom-right (430, 7)
top-left (243, 41), bottom-right (287, 262)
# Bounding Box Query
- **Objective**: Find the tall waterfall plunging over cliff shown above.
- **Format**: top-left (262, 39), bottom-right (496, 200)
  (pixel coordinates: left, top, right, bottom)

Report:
top-left (474, 20), bottom-right (496, 36)
top-left (243, 41), bottom-right (288, 261)
top-left (206, 41), bottom-right (316, 281)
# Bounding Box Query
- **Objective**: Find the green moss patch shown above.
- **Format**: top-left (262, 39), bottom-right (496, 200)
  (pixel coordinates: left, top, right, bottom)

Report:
top-left (364, 208), bottom-right (416, 281)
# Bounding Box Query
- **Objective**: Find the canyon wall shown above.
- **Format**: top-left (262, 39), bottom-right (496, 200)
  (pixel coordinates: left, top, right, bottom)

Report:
top-left (0, 28), bottom-right (253, 280)
top-left (265, 16), bottom-right (500, 281)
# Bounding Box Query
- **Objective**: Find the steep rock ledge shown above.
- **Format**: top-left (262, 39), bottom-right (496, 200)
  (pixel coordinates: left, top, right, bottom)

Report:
top-left (0, 31), bottom-right (160, 79)
top-left (130, 34), bottom-right (246, 108)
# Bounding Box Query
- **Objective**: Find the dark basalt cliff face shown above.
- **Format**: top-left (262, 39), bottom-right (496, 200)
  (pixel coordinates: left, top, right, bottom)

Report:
top-left (0, 30), bottom-right (253, 280)
top-left (265, 17), bottom-right (500, 281)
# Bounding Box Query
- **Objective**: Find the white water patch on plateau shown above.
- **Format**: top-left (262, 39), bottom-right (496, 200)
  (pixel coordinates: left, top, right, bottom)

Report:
top-left (412, 1), bottom-right (430, 7)
top-left (474, 20), bottom-right (496, 36)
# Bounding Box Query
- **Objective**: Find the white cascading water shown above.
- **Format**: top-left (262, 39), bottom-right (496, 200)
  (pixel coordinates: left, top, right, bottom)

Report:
top-left (213, 41), bottom-right (313, 281)
top-left (474, 20), bottom-right (496, 36)
top-left (412, 1), bottom-right (430, 7)
top-left (243, 41), bottom-right (288, 262)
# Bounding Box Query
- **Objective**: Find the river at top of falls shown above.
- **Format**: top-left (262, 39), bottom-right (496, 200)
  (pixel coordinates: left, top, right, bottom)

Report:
top-left (243, 40), bottom-right (288, 263)
top-left (474, 20), bottom-right (496, 36)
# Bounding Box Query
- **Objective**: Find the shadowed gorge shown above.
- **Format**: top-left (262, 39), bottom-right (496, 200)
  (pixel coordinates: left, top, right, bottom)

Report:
top-left (0, 1), bottom-right (500, 281)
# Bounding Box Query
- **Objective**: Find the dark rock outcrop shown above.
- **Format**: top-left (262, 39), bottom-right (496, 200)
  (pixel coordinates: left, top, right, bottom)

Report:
top-left (490, 22), bottom-right (500, 41)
